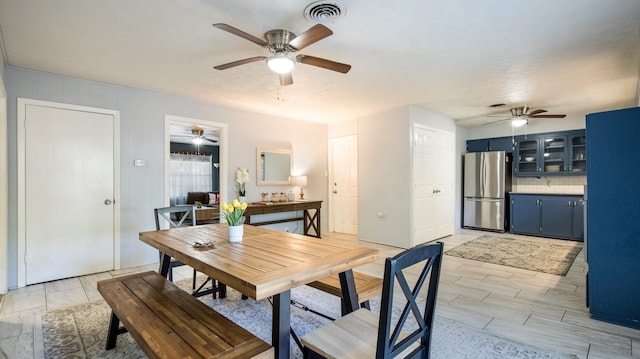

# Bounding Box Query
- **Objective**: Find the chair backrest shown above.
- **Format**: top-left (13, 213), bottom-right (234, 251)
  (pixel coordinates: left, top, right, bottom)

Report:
top-left (376, 241), bottom-right (444, 359)
top-left (154, 206), bottom-right (196, 230)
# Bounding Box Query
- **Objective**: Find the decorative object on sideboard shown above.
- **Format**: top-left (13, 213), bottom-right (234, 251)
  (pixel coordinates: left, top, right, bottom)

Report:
top-left (235, 167), bottom-right (249, 201)
top-left (295, 175), bottom-right (308, 200)
top-left (261, 192), bottom-right (270, 202)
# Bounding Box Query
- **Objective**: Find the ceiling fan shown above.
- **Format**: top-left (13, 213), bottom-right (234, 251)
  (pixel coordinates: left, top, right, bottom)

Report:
top-left (483, 106), bottom-right (566, 127)
top-left (172, 127), bottom-right (218, 144)
top-left (212, 23), bottom-right (351, 86)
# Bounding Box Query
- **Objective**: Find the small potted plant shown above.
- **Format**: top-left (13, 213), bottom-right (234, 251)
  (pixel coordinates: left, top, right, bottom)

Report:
top-left (221, 199), bottom-right (248, 242)
top-left (194, 201), bottom-right (202, 209)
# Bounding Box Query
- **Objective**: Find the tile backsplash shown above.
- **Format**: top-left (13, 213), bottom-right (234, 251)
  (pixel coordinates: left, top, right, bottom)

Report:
top-left (513, 176), bottom-right (586, 194)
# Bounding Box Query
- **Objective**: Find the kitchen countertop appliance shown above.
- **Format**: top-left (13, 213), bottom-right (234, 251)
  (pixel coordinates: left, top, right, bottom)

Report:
top-left (463, 151), bottom-right (512, 232)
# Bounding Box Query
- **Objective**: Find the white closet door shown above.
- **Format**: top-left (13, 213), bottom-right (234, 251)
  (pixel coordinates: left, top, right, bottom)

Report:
top-left (413, 126), bottom-right (454, 245)
top-left (25, 104), bottom-right (115, 284)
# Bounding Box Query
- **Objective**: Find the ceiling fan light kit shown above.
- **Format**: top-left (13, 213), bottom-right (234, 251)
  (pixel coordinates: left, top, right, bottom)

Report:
top-left (511, 117), bottom-right (528, 127)
top-left (267, 53), bottom-right (295, 74)
top-left (192, 137), bottom-right (203, 144)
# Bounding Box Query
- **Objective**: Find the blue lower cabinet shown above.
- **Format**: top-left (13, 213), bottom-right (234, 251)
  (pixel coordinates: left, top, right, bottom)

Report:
top-left (510, 193), bottom-right (583, 240)
top-left (539, 197), bottom-right (573, 238)
top-left (510, 195), bottom-right (539, 235)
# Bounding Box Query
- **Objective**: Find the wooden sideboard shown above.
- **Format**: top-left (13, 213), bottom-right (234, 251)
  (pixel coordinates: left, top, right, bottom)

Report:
top-left (243, 200), bottom-right (322, 238)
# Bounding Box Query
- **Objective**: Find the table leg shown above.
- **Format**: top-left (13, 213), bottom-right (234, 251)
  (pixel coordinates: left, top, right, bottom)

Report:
top-left (272, 290), bottom-right (291, 359)
top-left (303, 209), bottom-right (321, 238)
top-left (159, 252), bottom-right (171, 277)
top-left (338, 270), bottom-right (359, 316)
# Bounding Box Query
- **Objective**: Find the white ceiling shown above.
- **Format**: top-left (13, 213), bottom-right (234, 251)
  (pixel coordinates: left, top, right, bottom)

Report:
top-left (1, 0), bottom-right (639, 127)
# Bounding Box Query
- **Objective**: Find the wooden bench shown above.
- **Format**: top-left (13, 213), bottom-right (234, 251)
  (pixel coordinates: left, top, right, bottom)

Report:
top-left (305, 271), bottom-right (383, 316)
top-left (97, 271), bottom-right (273, 359)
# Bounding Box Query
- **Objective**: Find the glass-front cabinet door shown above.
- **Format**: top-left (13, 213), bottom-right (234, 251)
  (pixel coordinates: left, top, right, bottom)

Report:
top-left (516, 139), bottom-right (539, 175)
top-left (541, 135), bottom-right (567, 174)
top-left (569, 134), bottom-right (587, 173)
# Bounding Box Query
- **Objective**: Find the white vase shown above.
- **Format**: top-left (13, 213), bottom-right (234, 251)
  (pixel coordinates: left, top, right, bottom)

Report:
top-left (238, 196), bottom-right (247, 203)
top-left (228, 225), bottom-right (243, 242)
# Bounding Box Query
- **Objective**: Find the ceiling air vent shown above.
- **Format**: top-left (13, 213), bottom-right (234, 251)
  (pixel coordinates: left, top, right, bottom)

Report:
top-left (304, 1), bottom-right (346, 23)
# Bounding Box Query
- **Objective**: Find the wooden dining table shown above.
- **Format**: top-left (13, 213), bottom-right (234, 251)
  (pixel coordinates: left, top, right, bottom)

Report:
top-left (139, 223), bottom-right (379, 359)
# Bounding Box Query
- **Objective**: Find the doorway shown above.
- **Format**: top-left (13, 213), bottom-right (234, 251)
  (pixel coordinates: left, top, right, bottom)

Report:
top-left (164, 115), bottom-right (229, 207)
top-left (329, 135), bottom-right (358, 235)
top-left (17, 99), bottom-right (120, 286)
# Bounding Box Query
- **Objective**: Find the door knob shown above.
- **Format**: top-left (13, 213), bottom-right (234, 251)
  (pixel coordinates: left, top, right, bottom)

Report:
top-left (332, 190), bottom-right (337, 194)
top-left (104, 199), bottom-right (112, 205)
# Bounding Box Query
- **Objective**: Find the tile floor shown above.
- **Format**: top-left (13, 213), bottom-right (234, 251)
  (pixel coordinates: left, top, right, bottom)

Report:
top-left (1, 229), bottom-right (639, 358)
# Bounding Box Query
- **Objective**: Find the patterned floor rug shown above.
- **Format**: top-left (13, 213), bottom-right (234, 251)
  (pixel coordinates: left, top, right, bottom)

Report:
top-left (445, 234), bottom-right (583, 275)
top-left (42, 284), bottom-right (578, 358)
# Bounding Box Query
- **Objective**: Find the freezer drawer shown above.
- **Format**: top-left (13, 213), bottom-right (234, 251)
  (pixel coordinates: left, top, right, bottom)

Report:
top-left (463, 197), bottom-right (506, 231)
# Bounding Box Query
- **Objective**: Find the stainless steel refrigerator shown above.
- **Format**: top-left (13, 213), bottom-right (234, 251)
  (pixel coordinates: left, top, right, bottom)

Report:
top-left (463, 151), bottom-right (512, 232)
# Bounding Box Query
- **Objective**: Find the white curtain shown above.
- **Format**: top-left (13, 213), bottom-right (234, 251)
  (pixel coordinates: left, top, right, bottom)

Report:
top-left (170, 153), bottom-right (212, 206)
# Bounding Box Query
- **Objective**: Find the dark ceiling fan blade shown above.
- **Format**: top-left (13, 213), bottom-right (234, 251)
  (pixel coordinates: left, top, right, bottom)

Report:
top-left (288, 24), bottom-right (333, 51)
top-left (530, 114), bottom-right (566, 118)
top-left (527, 109), bottom-right (547, 116)
top-left (279, 72), bottom-right (293, 86)
top-left (296, 55), bottom-right (351, 73)
top-left (214, 56), bottom-right (266, 70)
top-left (212, 23), bottom-right (268, 47)
top-left (203, 136), bottom-right (218, 143)
top-left (481, 118), bottom-right (511, 125)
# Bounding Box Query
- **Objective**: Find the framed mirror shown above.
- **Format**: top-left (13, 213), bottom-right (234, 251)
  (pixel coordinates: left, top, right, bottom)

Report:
top-left (257, 147), bottom-right (293, 185)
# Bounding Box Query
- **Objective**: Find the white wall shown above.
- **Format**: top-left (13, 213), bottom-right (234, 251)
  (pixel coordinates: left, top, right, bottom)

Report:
top-left (4, 66), bottom-right (327, 288)
top-left (358, 106), bottom-right (411, 247)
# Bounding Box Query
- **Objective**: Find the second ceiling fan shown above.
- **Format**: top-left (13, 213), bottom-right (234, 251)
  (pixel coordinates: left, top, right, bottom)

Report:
top-left (212, 23), bottom-right (351, 86)
top-left (483, 106), bottom-right (566, 127)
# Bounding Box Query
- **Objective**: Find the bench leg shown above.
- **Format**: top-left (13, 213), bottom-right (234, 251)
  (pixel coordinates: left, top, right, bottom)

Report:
top-left (106, 311), bottom-right (120, 350)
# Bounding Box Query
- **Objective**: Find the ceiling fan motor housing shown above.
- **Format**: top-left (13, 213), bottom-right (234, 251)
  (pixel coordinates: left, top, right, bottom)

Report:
top-left (265, 29), bottom-right (296, 52)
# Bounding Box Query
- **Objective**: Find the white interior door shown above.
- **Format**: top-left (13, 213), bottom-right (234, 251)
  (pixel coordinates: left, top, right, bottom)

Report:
top-left (413, 128), bottom-right (436, 243)
top-left (25, 104), bottom-right (115, 284)
top-left (413, 126), bottom-right (454, 245)
top-left (330, 135), bottom-right (358, 235)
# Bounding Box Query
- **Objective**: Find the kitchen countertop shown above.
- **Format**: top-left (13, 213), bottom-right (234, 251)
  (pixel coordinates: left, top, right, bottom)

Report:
top-left (509, 192), bottom-right (583, 196)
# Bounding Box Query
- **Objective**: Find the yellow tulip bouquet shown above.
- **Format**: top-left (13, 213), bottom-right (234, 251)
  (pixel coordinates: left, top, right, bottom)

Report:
top-left (221, 199), bottom-right (248, 226)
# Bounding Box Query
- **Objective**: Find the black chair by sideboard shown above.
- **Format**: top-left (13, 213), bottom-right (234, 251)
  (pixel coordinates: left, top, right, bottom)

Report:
top-left (154, 206), bottom-right (226, 298)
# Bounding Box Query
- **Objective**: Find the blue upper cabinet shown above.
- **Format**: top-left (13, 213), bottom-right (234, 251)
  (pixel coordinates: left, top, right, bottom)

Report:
top-left (540, 134), bottom-right (567, 174)
top-left (568, 132), bottom-right (587, 173)
top-left (488, 136), bottom-right (515, 152)
top-left (466, 139), bottom-right (489, 152)
top-left (515, 138), bottom-right (540, 176)
top-left (466, 136), bottom-right (515, 153)
top-left (510, 129), bottom-right (586, 177)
